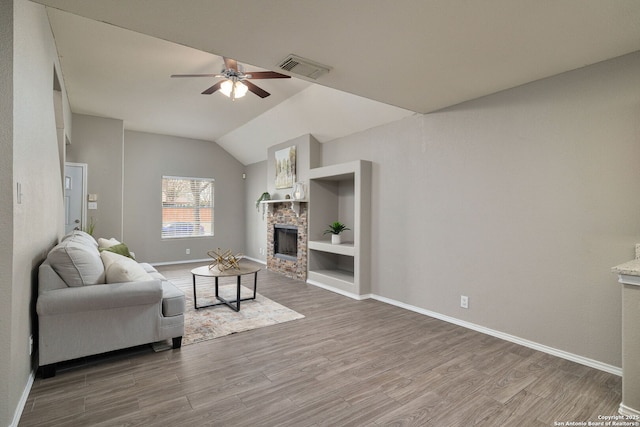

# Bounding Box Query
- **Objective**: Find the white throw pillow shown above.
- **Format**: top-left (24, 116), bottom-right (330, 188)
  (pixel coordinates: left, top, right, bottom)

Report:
top-left (48, 239), bottom-right (105, 286)
top-left (98, 237), bottom-right (121, 249)
top-left (100, 251), bottom-right (153, 284)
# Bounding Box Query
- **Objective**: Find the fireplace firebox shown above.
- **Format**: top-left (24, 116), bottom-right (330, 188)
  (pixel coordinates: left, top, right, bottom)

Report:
top-left (274, 224), bottom-right (298, 261)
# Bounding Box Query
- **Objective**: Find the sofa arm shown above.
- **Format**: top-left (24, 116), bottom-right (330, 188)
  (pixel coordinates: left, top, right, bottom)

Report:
top-left (36, 280), bottom-right (163, 316)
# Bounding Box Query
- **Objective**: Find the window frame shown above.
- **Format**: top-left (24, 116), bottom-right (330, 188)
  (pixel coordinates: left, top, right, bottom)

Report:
top-left (161, 175), bottom-right (214, 239)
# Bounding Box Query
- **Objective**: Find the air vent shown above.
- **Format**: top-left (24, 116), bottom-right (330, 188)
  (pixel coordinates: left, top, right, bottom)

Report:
top-left (277, 54), bottom-right (331, 80)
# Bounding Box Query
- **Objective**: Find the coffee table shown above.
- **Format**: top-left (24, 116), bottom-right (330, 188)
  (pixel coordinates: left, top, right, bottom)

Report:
top-left (190, 262), bottom-right (261, 311)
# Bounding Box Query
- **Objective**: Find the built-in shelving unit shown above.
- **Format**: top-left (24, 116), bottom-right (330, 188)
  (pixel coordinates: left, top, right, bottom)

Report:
top-left (307, 160), bottom-right (371, 299)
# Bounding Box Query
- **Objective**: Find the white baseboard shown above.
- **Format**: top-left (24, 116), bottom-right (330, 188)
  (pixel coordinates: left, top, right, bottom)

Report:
top-left (369, 294), bottom-right (622, 377)
top-left (151, 258), bottom-right (210, 266)
top-left (304, 281), bottom-right (622, 377)
top-left (619, 403), bottom-right (640, 417)
top-left (152, 257), bottom-right (267, 267)
top-left (11, 369), bottom-right (35, 427)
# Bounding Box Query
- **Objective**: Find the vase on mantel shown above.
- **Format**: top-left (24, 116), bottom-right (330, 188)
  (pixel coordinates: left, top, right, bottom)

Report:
top-left (292, 182), bottom-right (305, 200)
top-left (331, 234), bottom-right (341, 245)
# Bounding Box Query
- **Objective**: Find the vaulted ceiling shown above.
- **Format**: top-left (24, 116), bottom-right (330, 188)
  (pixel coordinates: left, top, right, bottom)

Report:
top-left (34, 0), bottom-right (640, 165)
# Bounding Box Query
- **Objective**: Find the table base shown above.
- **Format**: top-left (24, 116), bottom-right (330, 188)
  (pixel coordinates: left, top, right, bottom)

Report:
top-left (193, 271), bottom-right (258, 312)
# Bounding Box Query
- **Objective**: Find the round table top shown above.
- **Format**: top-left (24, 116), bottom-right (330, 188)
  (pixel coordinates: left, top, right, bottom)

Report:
top-left (191, 262), bottom-right (261, 278)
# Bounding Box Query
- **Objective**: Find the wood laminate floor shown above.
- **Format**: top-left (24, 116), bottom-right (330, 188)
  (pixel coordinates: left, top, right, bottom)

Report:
top-left (20, 262), bottom-right (622, 426)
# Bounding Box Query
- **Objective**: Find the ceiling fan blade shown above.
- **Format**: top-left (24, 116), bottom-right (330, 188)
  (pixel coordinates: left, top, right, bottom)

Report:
top-left (223, 57), bottom-right (238, 72)
top-left (201, 81), bottom-right (223, 95)
top-left (245, 71), bottom-right (291, 79)
top-left (171, 74), bottom-right (219, 78)
top-left (244, 80), bottom-right (270, 98)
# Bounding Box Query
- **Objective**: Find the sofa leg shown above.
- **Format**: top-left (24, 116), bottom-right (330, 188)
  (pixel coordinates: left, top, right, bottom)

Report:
top-left (172, 336), bottom-right (182, 349)
top-left (41, 364), bottom-right (56, 379)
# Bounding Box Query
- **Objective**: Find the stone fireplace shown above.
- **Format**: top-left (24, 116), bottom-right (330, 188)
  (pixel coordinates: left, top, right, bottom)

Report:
top-left (267, 202), bottom-right (307, 281)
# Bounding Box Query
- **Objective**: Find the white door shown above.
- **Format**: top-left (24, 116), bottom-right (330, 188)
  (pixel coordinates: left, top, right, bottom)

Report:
top-left (64, 163), bottom-right (87, 235)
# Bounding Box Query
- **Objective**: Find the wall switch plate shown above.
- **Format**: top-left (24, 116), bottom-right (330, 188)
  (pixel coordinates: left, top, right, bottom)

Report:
top-left (17, 182), bottom-right (22, 204)
top-left (460, 295), bottom-right (469, 309)
top-left (88, 202), bottom-right (98, 210)
top-left (186, 249), bottom-right (190, 255)
top-left (29, 335), bottom-right (33, 355)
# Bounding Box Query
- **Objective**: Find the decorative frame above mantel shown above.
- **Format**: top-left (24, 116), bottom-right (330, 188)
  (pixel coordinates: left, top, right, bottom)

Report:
top-left (275, 146), bottom-right (296, 189)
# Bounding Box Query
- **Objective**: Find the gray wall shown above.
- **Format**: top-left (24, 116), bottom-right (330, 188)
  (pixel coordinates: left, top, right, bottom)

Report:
top-left (244, 160), bottom-right (268, 262)
top-left (68, 114), bottom-right (124, 240)
top-left (266, 134), bottom-right (320, 200)
top-left (2, 1), bottom-right (70, 424)
top-left (66, 123), bottom-right (246, 264)
top-left (0, 1), bottom-right (14, 422)
top-left (123, 130), bottom-right (246, 263)
top-left (319, 52), bottom-right (640, 368)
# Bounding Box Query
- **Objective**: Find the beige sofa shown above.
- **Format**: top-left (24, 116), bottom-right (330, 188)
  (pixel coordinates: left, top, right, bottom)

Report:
top-left (36, 231), bottom-right (185, 378)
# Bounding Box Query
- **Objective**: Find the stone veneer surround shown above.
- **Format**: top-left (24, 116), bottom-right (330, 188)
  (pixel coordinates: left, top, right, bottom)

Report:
top-left (267, 202), bottom-right (307, 281)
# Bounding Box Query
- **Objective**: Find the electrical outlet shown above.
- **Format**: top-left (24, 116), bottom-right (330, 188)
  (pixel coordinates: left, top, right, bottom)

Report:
top-left (259, 247), bottom-right (263, 255)
top-left (29, 335), bottom-right (33, 355)
top-left (186, 249), bottom-right (190, 255)
top-left (460, 295), bottom-right (469, 309)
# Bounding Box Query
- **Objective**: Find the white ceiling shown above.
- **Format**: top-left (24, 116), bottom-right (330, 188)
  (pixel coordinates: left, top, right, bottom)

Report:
top-left (36, 1), bottom-right (640, 165)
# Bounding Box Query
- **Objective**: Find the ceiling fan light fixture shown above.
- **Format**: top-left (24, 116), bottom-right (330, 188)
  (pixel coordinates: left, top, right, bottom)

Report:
top-left (235, 81), bottom-right (248, 98)
top-left (220, 79), bottom-right (248, 100)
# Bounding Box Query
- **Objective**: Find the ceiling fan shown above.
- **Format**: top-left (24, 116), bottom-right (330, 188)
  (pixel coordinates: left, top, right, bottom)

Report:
top-left (171, 57), bottom-right (291, 100)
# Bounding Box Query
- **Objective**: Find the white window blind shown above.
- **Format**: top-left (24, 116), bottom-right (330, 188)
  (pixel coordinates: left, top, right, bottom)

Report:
top-left (161, 176), bottom-right (214, 239)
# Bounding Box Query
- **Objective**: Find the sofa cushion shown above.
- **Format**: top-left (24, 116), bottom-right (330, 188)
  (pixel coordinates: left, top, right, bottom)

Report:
top-left (161, 281), bottom-right (185, 317)
top-left (100, 251), bottom-right (153, 284)
top-left (139, 263), bottom-right (158, 273)
top-left (48, 239), bottom-right (105, 287)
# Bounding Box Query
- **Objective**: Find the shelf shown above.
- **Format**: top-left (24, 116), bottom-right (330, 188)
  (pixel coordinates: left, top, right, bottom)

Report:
top-left (308, 240), bottom-right (355, 257)
top-left (260, 199), bottom-right (308, 217)
top-left (260, 199), bottom-right (308, 203)
top-left (308, 269), bottom-right (355, 287)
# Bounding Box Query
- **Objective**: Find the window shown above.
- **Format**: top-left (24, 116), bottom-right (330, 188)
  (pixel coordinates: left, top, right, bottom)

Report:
top-left (162, 176), bottom-right (214, 239)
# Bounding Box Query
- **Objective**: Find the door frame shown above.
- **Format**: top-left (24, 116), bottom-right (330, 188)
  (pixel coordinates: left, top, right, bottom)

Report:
top-left (64, 162), bottom-right (88, 232)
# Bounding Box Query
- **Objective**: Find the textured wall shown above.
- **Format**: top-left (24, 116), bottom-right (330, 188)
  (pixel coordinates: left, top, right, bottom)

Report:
top-left (244, 160), bottom-right (268, 262)
top-left (68, 114), bottom-right (124, 240)
top-left (123, 130), bottom-right (245, 263)
top-left (320, 52), bottom-right (640, 368)
top-left (0, 1), bottom-right (14, 423)
top-left (5, 1), bottom-right (69, 424)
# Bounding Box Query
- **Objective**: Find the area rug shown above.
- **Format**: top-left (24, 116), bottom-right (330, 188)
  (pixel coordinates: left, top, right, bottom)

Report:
top-left (180, 283), bottom-right (305, 346)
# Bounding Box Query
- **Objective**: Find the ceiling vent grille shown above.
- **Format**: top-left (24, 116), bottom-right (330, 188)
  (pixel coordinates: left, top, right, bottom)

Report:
top-left (277, 54), bottom-right (331, 80)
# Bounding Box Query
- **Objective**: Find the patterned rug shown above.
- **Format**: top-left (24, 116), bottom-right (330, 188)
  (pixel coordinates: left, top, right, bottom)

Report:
top-left (180, 282), bottom-right (305, 346)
